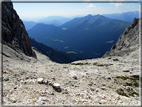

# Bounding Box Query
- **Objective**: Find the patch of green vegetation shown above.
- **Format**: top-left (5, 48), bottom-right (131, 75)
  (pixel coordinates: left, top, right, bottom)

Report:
top-left (53, 39), bottom-right (64, 43)
top-left (64, 46), bottom-right (69, 49)
top-left (93, 62), bottom-right (98, 65)
top-left (62, 28), bottom-right (67, 30)
top-left (116, 76), bottom-right (129, 80)
top-left (113, 58), bottom-right (119, 61)
top-left (97, 64), bottom-right (105, 66)
top-left (122, 48), bottom-right (136, 54)
top-left (102, 84), bottom-right (105, 86)
top-left (118, 88), bottom-right (139, 97)
top-left (128, 91), bottom-right (139, 97)
top-left (105, 40), bottom-right (114, 43)
top-left (88, 83), bottom-right (93, 86)
top-left (116, 75), bottom-right (139, 87)
top-left (125, 82), bottom-right (139, 87)
top-left (93, 63), bottom-right (113, 67)
top-left (67, 51), bottom-right (77, 54)
top-left (116, 88), bottom-right (139, 97)
top-left (123, 70), bottom-right (130, 72)
top-left (130, 75), bottom-right (139, 80)
top-left (116, 88), bottom-right (129, 97)
top-left (84, 62), bottom-right (90, 65)
top-left (71, 62), bottom-right (90, 65)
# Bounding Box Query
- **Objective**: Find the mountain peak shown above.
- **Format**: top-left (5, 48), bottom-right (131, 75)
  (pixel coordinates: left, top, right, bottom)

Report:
top-left (85, 14), bottom-right (93, 17)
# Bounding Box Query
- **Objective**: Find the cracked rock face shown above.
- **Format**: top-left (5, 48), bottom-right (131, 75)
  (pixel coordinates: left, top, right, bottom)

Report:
top-left (103, 18), bottom-right (141, 57)
top-left (2, 2), bottom-right (36, 58)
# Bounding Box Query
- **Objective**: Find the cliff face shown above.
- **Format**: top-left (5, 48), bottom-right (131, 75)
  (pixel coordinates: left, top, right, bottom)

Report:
top-left (2, 2), bottom-right (36, 58)
top-left (103, 17), bottom-right (140, 57)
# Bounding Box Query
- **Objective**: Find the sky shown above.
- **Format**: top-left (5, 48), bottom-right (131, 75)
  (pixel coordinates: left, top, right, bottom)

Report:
top-left (12, 0), bottom-right (141, 21)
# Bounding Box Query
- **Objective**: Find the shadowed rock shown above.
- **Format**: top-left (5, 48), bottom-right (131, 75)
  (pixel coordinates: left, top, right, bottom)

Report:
top-left (2, 2), bottom-right (36, 58)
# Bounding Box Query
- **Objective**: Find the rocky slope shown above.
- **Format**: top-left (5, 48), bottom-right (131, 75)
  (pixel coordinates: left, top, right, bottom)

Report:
top-left (3, 44), bottom-right (140, 105)
top-left (2, 1), bottom-right (140, 106)
top-left (103, 17), bottom-right (140, 57)
top-left (2, 2), bottom-right (36, 57)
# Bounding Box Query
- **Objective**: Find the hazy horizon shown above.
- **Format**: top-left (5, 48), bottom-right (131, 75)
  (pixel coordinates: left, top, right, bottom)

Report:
top-left (13, 2), bottom-right (140, 22)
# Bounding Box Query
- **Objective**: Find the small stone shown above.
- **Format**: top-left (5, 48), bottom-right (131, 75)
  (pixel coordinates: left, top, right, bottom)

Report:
top-left (107, 77), bottom-right (111, 80)
top-left (40, 101), bottom-right (45, 105)
top-left (37, 78), bottom-right (44, 84)
top-left (3, 71), bottom-right (7, 73)
top-left (126, 86), bottom-right (133, 91)
top-left (99, 99), bottom-right (107, 104)
top-left (73, 75), bottom-right (78, 80)
top-left (116, 96), bottom-right (120, 100)
top-left (101, 87), bottom-right (106, 90)
top-left (62, 91), bottom-right (69, 94)
top-left (108, 57), bottom-right (111, 59)
top-left (43, 79), bottom-right (48, 85)
top-left (96, 89), bottom-right (99, 92)
top-left (3, 77), bottom-right (9, 81)
top-left (41, 97), bottom-right (48, 101)
top-left (52, 83), bottom-right (60, 89)
top-left (49, 92), bottom-right (54, 95)
top-left (101, 95), bottom-right (106, 99)
top-left (10, 98), bottom-right (17, 103)
top-left (48, 81), bottom-right (53, 86)
top-left (90, 87), bottom-right (95, 91)
top-left (76, 93), bottom-right (80, 96)
top-left (25, 77), bottom-right (29, 79)
top-left (14, 87), bottom-right (17, 89)
top-left (51, 77), bottom-right (55, 81)
top-left (62, 89), bottom-right (69, 94)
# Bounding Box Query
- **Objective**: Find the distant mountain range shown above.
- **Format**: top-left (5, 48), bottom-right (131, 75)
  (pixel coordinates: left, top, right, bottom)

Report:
top-left (103, 11), bottom-right (139, 22)
top-left (28, 14), bottom-right (131, 59)
top-left (38, 16), bottom-right (72, 26)
top-left (23, 11), bottom-right (138, 30)
top-left (23, 21), bottom-right (37, 30)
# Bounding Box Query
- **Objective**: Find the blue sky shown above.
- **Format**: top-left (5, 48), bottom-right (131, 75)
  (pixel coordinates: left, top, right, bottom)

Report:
top-left (12, 0), bottom-right (140, 21)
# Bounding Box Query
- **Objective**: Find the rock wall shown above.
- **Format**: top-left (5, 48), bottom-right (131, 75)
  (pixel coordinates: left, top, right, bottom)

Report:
top-left (2, 2), bottom-right (36, 58)
top-left (103, 17), bottom-right (141, 57)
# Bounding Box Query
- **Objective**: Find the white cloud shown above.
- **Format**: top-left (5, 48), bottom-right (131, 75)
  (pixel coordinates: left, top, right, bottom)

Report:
top-left (85, 4), bottom-right (96, 8)
top-left (114, 3), bottom-right (124, 7)
top-left (109, 0), bottom-right (124, 7)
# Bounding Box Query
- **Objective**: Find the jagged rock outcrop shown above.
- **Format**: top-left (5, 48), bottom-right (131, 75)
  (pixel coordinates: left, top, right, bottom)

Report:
top-left (2, 2), bottom-right (36, 58)
top-left (103, 17), bottom-right (141, 57)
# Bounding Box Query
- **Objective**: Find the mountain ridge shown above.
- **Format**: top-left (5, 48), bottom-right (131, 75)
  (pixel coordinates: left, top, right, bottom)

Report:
top-left (28, 14), bottom-right (131, 59)
top-left (103, 11), bottom-right (139, 22)
top-left (2, 2), bottom-right (140, 105)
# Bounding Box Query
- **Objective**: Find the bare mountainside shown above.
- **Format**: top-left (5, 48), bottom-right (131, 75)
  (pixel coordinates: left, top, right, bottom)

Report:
top-left (3, 43), bottom-right (140, 105)
top-left (3, 19), bottom-right (140, 105)
top-left (103, 17), bottom-right (140, 57)
top-left (2, 1), bottom-right (140, 106)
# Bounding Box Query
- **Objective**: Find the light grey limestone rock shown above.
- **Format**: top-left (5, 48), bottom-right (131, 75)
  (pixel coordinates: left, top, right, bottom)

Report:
top-left (37, 78), bottom-right (44, 84)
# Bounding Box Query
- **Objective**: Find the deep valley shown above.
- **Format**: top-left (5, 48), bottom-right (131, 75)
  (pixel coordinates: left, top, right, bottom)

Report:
top-left (2, 1), bottom-right (141, 106)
